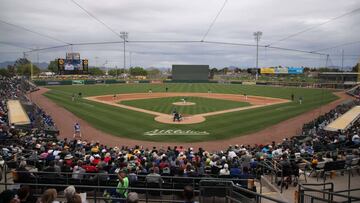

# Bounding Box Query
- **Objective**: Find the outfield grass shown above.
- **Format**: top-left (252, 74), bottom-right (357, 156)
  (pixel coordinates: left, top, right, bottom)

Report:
top-left (120, 96), bottom-right (251, 115)
top-left (44, 83), bottom-right (338, 142)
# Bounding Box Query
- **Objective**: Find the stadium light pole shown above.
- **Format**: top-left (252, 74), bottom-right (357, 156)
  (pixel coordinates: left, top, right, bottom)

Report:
top-left (341, 49), bottom-right (344, 71)
top-left (129, 51), bottom-right (132, 68)
top-left (253, 31), bottom-right (262, 70)
top-left (120, 32), bottom-right (128, 79)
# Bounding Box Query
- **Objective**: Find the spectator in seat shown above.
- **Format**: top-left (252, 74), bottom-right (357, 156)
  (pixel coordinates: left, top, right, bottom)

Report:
top-left (0, 190), bottom-right (19, 203)
top-left (239, 167), bottom-right (253, 180)
top-left (219, 164), bottom-right (230, 176)
top-left (17, 185), bottom-right (37, 203)
top-left (346, 149), bottom-right (359, 166)
top-left (72, 160), bottom-right (85, 180)
top-left (352, 134), bottom-right (360, 145)
top-left (127, 192), bottom-right (139, 203)
top-left (322, 152), bottom-right (333, 163)
top-left (127, 167), bottom-right (138, 184)
top-left (183, 185), bottom-right (197, 203)
top-left (39, 189), bottom-right (57, 203)
top-left (116, 170), bottom-right (129, 199)
top-left (278, 154), bottom-right (292, 189)
top-left (67, 194), bottom-right (81, 203)
top-left (16, 160), bottom-right (32, 182)
top-left (146, 167), bottom-right (163, 185)
top-left (64, 186), bottom-right (76, 203)
top-left (230, 163), bottom-right (241, 177)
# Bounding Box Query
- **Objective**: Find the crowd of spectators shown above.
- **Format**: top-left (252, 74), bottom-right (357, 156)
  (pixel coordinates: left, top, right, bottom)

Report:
top-left (1, 76), bottom-right (360, 202)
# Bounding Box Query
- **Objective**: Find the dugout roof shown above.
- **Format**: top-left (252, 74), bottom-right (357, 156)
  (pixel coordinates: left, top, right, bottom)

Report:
top-left (324, 106), bottom-right (360, 132)
top-left (7, 100), bottom-right (30, 126)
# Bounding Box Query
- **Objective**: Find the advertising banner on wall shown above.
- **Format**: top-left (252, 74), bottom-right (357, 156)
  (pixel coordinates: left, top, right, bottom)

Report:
top-left (275, 67), bottom-right (288, 74)
top-left (72, 80), bottom-right (85, 85)
top-left (288, 67), bottom-right (304, 74)
top-left (260, 68), bottom-right (275, 74)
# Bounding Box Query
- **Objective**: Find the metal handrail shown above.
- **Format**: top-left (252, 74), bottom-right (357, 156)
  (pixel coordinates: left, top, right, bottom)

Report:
top-left (7, 170), bottom-right (252, 182)
top-left (298, 183), bottom-right (360, 202)
top-left (231, 182), bottom-right (288, 203)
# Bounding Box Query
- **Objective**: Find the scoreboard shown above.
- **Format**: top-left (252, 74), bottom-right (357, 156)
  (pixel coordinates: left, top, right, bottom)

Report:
top-left (172, 65), bottom-right (209, 81)
top-left (57, 53), bottom-right (88, 75)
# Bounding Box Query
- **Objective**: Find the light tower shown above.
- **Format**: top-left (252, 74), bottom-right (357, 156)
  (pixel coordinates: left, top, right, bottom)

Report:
top-left (120, 32), bottom-right (128, 79)
top-left (253, 31), bottom-right (262, 70)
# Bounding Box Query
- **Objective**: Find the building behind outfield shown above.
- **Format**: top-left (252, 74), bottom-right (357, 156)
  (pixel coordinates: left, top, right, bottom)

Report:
top-left (172, 65), bottom-right (209, 82)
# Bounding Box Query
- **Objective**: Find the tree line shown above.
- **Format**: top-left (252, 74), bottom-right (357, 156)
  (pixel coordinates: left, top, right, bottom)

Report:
top-left (1, 58), bottom-right (359, 77)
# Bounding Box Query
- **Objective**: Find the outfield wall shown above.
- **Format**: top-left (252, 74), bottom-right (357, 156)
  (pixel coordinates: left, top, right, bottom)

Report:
top-left (33, 79), bottom-right (126, 86)
top-left (32, 79), bottom-right (355, 89)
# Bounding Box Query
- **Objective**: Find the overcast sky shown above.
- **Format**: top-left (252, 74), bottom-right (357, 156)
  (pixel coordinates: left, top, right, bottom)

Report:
top-left (0, 0), bottom-right (359, 68)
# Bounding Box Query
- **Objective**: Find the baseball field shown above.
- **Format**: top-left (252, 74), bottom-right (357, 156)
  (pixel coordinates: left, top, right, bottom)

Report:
top-left (43, 83), bottom-right (338, 142)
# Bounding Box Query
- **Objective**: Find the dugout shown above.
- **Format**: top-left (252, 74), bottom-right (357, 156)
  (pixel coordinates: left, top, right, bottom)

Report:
top-left (172, 65), bottom-right (209, 82)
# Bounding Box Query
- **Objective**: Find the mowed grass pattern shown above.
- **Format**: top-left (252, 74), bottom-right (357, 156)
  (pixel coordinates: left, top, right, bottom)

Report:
top-left (121, 96), bottom-right (251, 115)
top-left (44, 83), bottom-right (338, 142)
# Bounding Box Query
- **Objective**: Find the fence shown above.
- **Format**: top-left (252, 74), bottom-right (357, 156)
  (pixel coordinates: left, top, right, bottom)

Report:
top-left (298, 183), bottom-right (360, 203)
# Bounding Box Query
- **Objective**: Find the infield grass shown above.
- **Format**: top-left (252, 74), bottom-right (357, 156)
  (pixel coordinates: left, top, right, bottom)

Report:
top-left (44, 83), bottom-right (338, 142)
top-left (120, 96), bottom-right (251, 115)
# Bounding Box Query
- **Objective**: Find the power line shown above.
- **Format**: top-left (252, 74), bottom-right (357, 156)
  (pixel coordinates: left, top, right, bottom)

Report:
top-left (26, 45), bottom-right (70, 53)
top-left (267, 7), bottom-right (360, 46)
top-left (0, 41), bottom-right (33, 50)
top-left (200, 0), bottom-right (228, 41)
top-left (0, 19), bottom-right (70, 45)
top-left (312, 40), bottom-right (360, 52)
top-left (202, 40), bottom-right (257, 47)
top-left (269, 46), bottom-right (327, 56)
top-left (70, 0), bottom-right (121, 38)
top-left (73, 41), bottom-right (124, 46)
top-left (23, 39), bottom-right (329, 57)
top-left (128, 40), bottom-right (200, 43)
top-left (203, 40), bottom-right (326, 55)
top-left (24, 40), bottom-right (198, 53)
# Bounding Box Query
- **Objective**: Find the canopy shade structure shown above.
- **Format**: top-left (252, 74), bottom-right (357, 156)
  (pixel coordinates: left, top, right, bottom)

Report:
top-left (324, 106), bottom-right (360, 132)
top-left (7, 100), bottom-right (30, 126)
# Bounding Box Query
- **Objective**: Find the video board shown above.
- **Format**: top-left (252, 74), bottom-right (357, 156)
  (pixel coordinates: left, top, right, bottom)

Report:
top-left (57, 53), bottom-right (88, 74)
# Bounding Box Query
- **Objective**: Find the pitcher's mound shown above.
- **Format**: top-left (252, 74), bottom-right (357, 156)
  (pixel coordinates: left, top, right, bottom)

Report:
top-left (172, 102), bottom-right (196, 106)
top-left (155, 114), bottom-right (205, 124)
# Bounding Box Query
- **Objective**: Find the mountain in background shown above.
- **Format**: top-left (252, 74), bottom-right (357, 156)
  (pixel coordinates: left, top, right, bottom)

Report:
top-left (0, 61), bottom-right (15, 68)
top-left (0, 61), bottom-right (49, 69)
top-left (327, 65), bottom-right (353, 71)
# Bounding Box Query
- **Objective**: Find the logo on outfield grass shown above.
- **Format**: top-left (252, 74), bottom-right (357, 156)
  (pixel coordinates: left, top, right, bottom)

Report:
top-left (144, 129), bottom-right (209, 136)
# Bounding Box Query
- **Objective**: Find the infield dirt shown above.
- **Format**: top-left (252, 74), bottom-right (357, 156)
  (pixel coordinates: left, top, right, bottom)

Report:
top-left (86, 92), bottom-right (289, 124)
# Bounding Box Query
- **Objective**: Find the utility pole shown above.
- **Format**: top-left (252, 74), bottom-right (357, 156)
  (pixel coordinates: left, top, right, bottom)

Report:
top-left (129, 51), bottom-right (132, 68)
top-left (120, 32), bottom-right (128, 80)
top-left (341, 49), bottom-right (344, 71)
top-left (36, 47), bottom-right (39, 80)
top-left (30, 63), bottom-right (33, 81)
top-left (253, 31), bottom-right (262, 70)
top-left (23, 52), bottom-right (33, 81)
top-left (325, 54), bottom-right (329, 68)
top-left (95, 56), bottom-right (99, 68)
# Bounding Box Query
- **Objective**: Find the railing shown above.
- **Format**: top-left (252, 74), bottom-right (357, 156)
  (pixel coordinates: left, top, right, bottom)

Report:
top-left (298, 183), bottom-right (360, 203)
top-left (0, 168), bottom-right (292, 203)
top-left (229, 183), bottom-right (287, 203)
top-left (2, 168), bottom-right (268, 202)
top-left (1, 177), bottom-right (286, 203)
